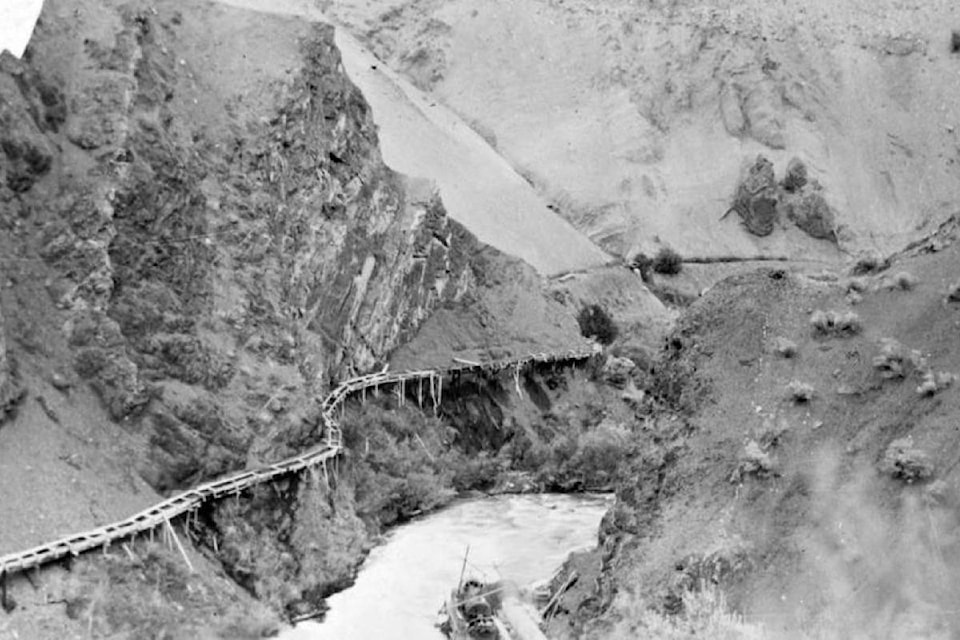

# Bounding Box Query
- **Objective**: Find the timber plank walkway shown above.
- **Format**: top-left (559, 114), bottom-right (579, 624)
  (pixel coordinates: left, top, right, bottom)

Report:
top-left (0, 346), bottom-right (599, 578)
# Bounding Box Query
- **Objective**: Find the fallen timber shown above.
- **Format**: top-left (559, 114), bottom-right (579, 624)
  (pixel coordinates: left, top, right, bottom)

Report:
top-left (0, 345), bottom-right (599, 579)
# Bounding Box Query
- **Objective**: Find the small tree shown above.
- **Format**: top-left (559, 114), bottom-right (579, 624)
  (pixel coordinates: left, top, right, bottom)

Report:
top-left (630, 253), bottom-right (654, 282)
top-left (653, 247), bottom-right (683, 275)
top-left (577, 304), bottom-right (619, 345)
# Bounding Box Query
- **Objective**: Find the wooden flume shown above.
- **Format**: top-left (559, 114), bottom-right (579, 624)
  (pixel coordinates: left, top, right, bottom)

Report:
top-left (0, 345), bottom-right (599, 578)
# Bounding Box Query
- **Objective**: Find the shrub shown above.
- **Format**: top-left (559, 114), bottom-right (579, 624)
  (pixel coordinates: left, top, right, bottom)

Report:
top-left (571, 422), bottom-right (629, 485)
top-left (809, 309), bottom-right (832, 333)
top-left (604, 583), bottom-right (767, 640)
top-left (451, 452), bottom-right (501, 491)
top-left (892, 271), bottom-right (917, 290)
top-left (577, 304), bottom-right (619, 345)
top-left (772, 336), bottom-right (798, 358)
top-left (952, 30), bottom-right (960, 53)
top-left (810, 309), bottom-right (861, 336)
top-left (731, 440), bottom-right (777, 482)
top-left (872, 338), bottom-right (927, 380)
top-left (872, 338), bottom-right (907, 379)
top-left (917, 371), bottom-right (957, 396)
top-left (851, 250), bottom-right (890, 275)
top-left (880, 437), bottom-right (935, 482)
top-left (834, 310), bottom-right (863, 335)
top-left (652, 247), bottom-right (683, 275)
top-left (787, 380), bottom-right (815, 403)
top-left (845, 277), bottom-right (869, 293)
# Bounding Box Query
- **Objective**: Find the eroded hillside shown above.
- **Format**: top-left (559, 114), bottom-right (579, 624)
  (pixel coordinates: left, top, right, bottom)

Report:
top-left (328, 0), bottom-right (960, 264)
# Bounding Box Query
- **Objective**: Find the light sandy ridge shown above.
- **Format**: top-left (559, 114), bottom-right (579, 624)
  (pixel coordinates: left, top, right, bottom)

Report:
top-left (212, 0), bottom-right (612, 276)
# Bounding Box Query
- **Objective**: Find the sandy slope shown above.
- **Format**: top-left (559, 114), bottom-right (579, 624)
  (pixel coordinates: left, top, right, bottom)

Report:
top-left (330, 0), bottom-right (960, 262)
top-left (213, 0), bottom-right (611, 277)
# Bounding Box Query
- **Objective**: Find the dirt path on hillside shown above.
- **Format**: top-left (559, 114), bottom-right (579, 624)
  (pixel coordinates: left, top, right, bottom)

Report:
top-left (212, 0), bottom-right (611, 277)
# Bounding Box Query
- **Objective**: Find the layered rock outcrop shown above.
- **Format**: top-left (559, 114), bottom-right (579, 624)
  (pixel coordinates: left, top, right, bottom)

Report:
top-left (0, 2), bottom-right (491, 491)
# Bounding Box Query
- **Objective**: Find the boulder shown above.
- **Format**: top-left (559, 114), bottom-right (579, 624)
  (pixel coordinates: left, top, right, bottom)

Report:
top-left (602, 355), bottom-right (637, 389)
top-left (781, 157), bottom-right (808, 192)
top-left (729, 155), bottom-right (779, 236)
top-left (781, 181), bottom-right (838, 241)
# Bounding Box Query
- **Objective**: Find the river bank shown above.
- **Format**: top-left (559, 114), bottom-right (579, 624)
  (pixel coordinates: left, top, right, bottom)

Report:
top-left (283, 493), bottom-right (613, 640)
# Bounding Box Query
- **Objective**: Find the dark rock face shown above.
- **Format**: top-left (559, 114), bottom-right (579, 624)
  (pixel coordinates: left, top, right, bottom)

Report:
top-left (0, 3), bottom-right (503, 627)
top-left (0, 302), bottom-right (24, 425)
top-left (781, 180), bottom-right (838, 241)
top-left (730, 154), bottom-right (779, 236)
top-left (728, 154), bottom-right (838, 242)
top-left (1, 8), bottom-right (486, 489)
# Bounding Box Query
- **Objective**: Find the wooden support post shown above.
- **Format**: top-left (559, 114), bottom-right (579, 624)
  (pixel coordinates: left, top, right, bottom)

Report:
top-left (415, 433), bottom-right (435, 462)
top-left (418, 378), bottom-right (423, 408)
top-left (165, 520), bottom-right (194, 573)
top-left (514, 363), bottom-right (523, 398)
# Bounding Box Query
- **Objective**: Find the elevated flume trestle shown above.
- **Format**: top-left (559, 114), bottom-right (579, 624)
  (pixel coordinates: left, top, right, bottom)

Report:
top-left (0, 346), bottom-right (599, 578)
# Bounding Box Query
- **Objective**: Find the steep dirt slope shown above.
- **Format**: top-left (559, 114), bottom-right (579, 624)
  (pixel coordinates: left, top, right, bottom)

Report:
top-left (329, 0), bottom-right (960, 264)
top-left (214, 0), bottom-right (613, 277)
top-left (567, 230), bottom-right (960, 638)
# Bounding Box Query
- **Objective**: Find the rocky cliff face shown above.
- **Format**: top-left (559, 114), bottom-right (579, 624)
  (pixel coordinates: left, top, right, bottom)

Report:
top-left (0, 0), bottom-right (487, 492)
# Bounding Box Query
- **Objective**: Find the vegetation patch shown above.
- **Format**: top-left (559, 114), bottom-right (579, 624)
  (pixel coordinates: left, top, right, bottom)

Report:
top-left (809, 309), bottom-right (862, 336)
top-left (577, 304), bottom-right (619, 345)
top-left (652, 247), bottom-right (683, 275)
top-left (786, 379), bottom-right (815, 403)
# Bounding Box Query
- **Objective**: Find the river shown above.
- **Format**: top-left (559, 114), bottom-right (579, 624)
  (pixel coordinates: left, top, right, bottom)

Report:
top-left (281, 493), bottom-right (613, 640)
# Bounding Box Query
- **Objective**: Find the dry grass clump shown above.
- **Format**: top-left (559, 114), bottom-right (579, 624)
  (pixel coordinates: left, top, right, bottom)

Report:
top-left (891, 271), bottom-right (917, 290)
top-left (917, 370), bottom-right (958, 396)
top-left (787, 380), bottom-right (815, 402)
top-left (948, 279), bottom-right (960, 302)
top-left (772, 336), bottom-right (798, 358)
top-left (880, 436), bottom-right (936, 482)
top-left (602, 583), bottom-right (766, 640)
top-left (845, 277), bottom-right (869, 293)
top-left (872, 338), bottom-right (927, 379)
top-left (810, 309), bottom-right (862, 336)
top-left (730, 440), bottom-right (778, 482)
top-left (850, 250), bottom-right (890, 275)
